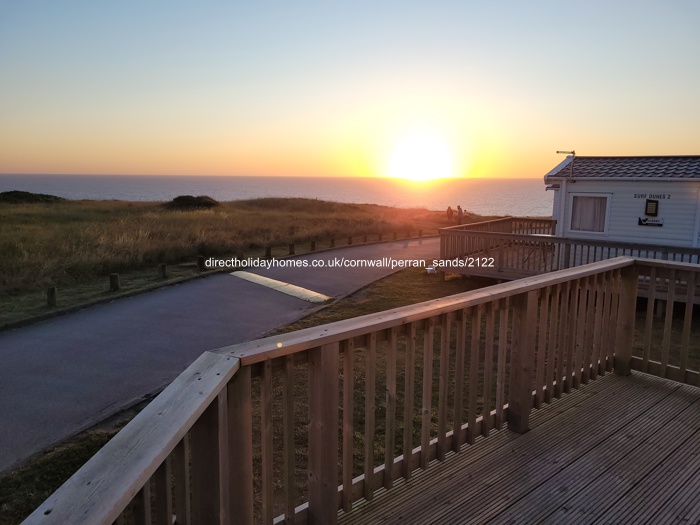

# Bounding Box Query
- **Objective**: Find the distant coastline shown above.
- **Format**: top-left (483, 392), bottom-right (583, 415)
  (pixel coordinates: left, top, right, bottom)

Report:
top-left (0, 174), bottom-right (552, 217)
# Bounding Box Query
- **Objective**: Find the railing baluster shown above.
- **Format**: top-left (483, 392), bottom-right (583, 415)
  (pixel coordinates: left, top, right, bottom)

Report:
top-left (574, 276), bottom-right (589, 389)
top-left (495, 298), bottom-right (509, 429)
top-left (283, 355), bottom-right (296, 523)
top-left (545, 284), bottom-right (560, 402)
top-left (385, 327), bottom-right (398, 486)
top-left (599, 271), bottom-right (613, 372)
top-left (584, 273), bottom-right (598, 382)
top-left (437, 314), bottom-right (451, 460)
top-left (342, 339), bottom-right (354, 513)
top-left (608, 269), bottom-right (622, 372)
top-left (680, 271), bottom-right (696, 379)
top-left (564, 279), bottom-right (578, 393)
top-left (643, 266), bottom-right (657, 372)
top-left (556, 281), bottom-right (571, 398)
top-left (535, 287), bottom-right (550, 408)
top-left (468, 305), bottom-right (482, 445)
top-left (364, 334), bottom-right (377, 496)
top-left (483, 303), bottom-right (495, 436)
top-left (452, 310), bottom-right (467, 451)
top-left (661, 269), bottom-right (677, 376)
top-left (420, 318), bottom-right (434, 470)
top-left (403, 323), bottom-right (417, 477)
top-left (261, 360), bottom-right (274, 525)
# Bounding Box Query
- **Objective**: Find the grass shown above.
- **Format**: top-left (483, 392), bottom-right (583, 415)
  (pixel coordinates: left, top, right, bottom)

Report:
top-left (0, 404), bottom-right (144, 525)
top-left (0, 196), bottom-right (492, 326)
top-left (0, 265), bottom-right (483, 525)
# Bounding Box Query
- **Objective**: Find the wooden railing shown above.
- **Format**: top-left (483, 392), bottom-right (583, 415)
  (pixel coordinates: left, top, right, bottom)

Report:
top-left (440, 226), bottom-right (700, 278)
top-left (25, 257), bottom-right (700, 525)
top-left (447, 217), bottom-right (556, 235)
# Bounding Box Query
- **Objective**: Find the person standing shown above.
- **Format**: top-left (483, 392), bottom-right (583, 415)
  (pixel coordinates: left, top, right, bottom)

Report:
top-left (446, 206), bottom-right (454, 223)
top-left (457, 205), bottom-right (463, 225)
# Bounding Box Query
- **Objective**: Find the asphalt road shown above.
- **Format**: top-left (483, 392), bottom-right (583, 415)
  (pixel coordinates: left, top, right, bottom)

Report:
top-left (0, 237), bottom-right (439, 473)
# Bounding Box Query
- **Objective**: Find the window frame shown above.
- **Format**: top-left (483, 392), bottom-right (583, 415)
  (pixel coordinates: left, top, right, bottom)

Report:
top-left (567, 192), bottom-right (612, 236)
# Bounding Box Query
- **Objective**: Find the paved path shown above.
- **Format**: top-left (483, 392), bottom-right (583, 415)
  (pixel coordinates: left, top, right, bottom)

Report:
top-left (0, 238), bottom-right (439, 473)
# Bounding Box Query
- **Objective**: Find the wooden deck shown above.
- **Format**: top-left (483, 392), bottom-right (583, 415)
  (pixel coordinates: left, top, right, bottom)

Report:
top-left (27, 257), bottom-right (700, 525)
top-left (339, 372), bottom-right (700, 525)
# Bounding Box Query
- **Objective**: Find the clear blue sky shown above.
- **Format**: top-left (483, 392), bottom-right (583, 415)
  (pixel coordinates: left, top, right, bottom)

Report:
top-left (1, 1), bottom-right (698, 178)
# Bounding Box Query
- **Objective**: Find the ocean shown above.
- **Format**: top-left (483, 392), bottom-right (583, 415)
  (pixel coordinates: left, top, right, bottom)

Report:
top-left (0, 174), bottom-right (552, 217)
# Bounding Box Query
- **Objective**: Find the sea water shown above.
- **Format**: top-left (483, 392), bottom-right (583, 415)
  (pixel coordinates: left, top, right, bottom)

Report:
top-left (0, 175), bottom-right (552, 217)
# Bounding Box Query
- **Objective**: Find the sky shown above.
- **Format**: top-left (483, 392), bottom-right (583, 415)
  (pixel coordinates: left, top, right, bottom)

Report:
top-left (0, 1), bottom-right (698, 179)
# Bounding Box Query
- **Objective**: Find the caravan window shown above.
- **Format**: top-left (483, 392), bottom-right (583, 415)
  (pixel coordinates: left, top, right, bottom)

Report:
top-left (570, 194), bottom-right (610, 233)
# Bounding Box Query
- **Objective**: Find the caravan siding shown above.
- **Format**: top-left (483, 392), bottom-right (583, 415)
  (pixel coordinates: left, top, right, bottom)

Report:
top-left (559, 180), bottom-right (700, 247)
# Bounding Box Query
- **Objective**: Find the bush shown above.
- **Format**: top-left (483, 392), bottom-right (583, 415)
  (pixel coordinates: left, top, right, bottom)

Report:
top-left (165, 195), bottom-right (219, 210)
top-left (0, 191), bottom-right (65, 204)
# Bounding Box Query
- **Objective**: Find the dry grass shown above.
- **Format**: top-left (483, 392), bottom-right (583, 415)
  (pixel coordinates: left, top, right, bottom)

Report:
top-left (0, 198), bottom-right (461, 294)
top-left (0, 197), bottom-right (491, 324)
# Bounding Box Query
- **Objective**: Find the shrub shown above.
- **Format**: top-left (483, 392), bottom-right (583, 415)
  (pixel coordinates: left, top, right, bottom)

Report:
top-left (165, 195), bottom-right (219, 210)
top-left (0, 191), bottom-right (65, 204)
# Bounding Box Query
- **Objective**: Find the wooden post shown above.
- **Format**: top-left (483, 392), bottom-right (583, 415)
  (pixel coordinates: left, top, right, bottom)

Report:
top-left (330, 238), bottom-right (336, 248)
top-left (191, 393), bottom-right (227, 525)
top-left (288, 243), bottom-right (295, 256)
top-left (158, 263), bottom-right (167, 279)
top-left (264, 247), bottom-right (272, 259)
top-left (228, 367), bottom-right (253, 525)
top-left (109, 273), bottom-right (120, 291)
top-left (308, 343), bottom-right (339, 524)
top-left (310, 240), bottom-right (316, 251)
top-left (508, 291), bottom-right (538, 434)
top-left (197, 255), bottom-right (206, 271)
top-left (614, 264), bottom-right (639, 376)
top-left (47, 286), bottom-right (57, 307)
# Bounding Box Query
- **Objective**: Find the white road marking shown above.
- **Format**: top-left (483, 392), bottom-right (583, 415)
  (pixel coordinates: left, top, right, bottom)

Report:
top-left (230, 271), bottom-right (332, 303)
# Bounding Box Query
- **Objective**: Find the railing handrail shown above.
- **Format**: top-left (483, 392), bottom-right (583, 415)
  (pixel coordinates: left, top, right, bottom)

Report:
top-left (26, 352), bottom-right (240, 524)
top-left (441, 217), bottom-right (556, 233)
top-left (438, 228), bottom-right (700, 256)
top-left (214, 257), bottom-right (635, 366)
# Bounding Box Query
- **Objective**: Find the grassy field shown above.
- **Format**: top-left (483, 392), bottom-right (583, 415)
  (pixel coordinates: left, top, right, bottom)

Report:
top-left (0, 196), bottom-right (491, 325)
top-left (0, 266), bottom-right (483, 525)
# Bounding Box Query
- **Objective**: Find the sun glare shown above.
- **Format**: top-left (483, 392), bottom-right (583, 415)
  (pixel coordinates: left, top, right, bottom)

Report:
top-left (385, 131), bottom-right (455, 182)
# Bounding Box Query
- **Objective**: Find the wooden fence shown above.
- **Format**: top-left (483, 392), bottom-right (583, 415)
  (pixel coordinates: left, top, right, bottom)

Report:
top-left (440, 222), bottom-right (700, 279)
top-left (25, 257), bottom-right (700, 525)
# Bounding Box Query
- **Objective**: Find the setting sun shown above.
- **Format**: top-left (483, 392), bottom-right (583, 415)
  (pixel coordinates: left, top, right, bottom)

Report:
top-left (385, 131), bottom-right (456, 181)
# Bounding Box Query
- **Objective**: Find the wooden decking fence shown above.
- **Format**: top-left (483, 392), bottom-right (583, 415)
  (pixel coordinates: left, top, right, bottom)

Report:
top-left (25, 257), bottom-right (700, 525)
top-left (440, 218), bottom-right (700, 281)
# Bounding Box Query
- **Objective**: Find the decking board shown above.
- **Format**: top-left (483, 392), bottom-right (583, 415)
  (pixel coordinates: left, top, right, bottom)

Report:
top-left (490, 385), bottom-right (700, 525)
top-left (337, 373), bottom-right (700, 525)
